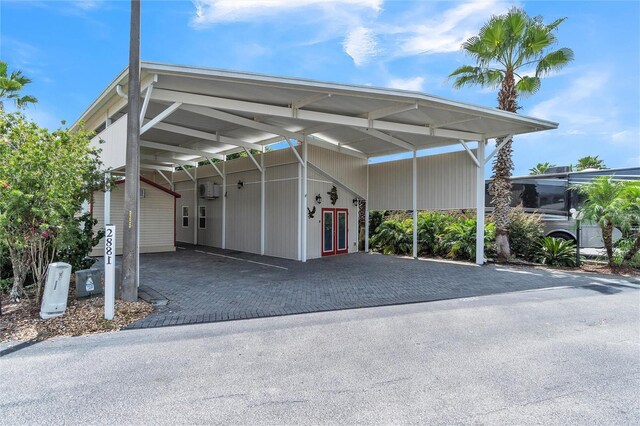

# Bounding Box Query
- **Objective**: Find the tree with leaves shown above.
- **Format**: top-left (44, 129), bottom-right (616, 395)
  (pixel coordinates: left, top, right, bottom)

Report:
top-left (0, 112), bottom-right (103, 301)
top-left (0, 61), bottom-right (37, 111)
top-left (450, 8), bottom-right (573, 261)
top-left (529, 162), bottom-right (556, 175)
top-left (576, 155), bottom-right (606, 171)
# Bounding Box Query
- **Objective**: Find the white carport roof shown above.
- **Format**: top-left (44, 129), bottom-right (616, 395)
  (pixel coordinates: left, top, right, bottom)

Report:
top-left (75, 61), bottom-right (558, 168)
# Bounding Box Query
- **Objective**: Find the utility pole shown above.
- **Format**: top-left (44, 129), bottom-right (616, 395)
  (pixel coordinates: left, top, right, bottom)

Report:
top-left (121, 0), bottom-right (141, 301)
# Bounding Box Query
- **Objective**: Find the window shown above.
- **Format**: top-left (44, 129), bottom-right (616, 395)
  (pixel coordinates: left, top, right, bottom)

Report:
top-left (199, 206), bottom-right (206, 229)
top-left (182, 206), bottom-right (189, 227)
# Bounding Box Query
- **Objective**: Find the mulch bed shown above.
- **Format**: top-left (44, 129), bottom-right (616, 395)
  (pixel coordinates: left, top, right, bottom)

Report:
top-left (0, 283), bottom-right (153, 343)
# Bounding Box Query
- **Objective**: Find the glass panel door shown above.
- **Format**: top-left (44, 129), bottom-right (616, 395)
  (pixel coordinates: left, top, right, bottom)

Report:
top-left (336, 209), bottom-right (348, 254)
top-left (322, 209), bottom-right (334, 255)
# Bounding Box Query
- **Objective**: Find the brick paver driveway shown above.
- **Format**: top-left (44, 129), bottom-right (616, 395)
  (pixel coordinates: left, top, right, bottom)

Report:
top-left (128, 245), bottom-right (639, 329)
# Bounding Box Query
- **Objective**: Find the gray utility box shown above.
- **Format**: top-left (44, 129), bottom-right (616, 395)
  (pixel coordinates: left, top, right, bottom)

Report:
top-left (75, 269), bottom-right (103, 298)
top-left (40, 262), bottom-right (72, 319)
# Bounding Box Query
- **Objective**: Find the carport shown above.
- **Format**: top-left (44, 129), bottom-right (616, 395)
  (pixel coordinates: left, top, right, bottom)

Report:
top-left (75, 61), bottom-right (556, 276)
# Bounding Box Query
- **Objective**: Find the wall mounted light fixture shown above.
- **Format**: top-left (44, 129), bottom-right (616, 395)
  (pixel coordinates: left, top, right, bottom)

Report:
top-left (352, 198), bottom-right (358, 206)
top-left (315, 194), bottom-right (322, 204)
top-left (237, 180), bottom-right (244, 189)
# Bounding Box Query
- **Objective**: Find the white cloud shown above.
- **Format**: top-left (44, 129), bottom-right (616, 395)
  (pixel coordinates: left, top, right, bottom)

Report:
top-left (73, 1), bottom-right (102, 11)
top-left (528, 71), bottom-right (610, 127)
top-left (387, 76), bottom-right (424, 91)
top-left (611, 129), bottom-right (640, 146)
top-left (192, 0), bottom-right (382, 25)
top-left (397, 0), bottom-right (515, 55)
top-left (343, 27), bottom-right (379, 66)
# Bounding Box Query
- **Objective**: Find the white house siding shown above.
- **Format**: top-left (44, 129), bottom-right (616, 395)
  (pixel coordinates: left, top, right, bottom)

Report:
top-left (369, 150), bottom-right (477, 211)
top-left (306, 168), bottom-right (359, 260)
top-left (307, 145), bottom-right (367, 197)
top-left (91, 180), bottom-right (176, 256)
top-left (90, 114), bottom-right (127, 170)
top-left (265, 164), bottom-right (299, 260)
top-left (175, 180), bottom-right (196, 244)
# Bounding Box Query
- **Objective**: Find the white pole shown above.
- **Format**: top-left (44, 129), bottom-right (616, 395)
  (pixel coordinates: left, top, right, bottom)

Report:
top-left (475, 140), bottom-right (486, 265)
top-left (104, 224), bottom-right (116, 320)
top-left (365, 162), bottom-right (370, 253)
top-left (221, 159), bottom-right (226, 249)
top-left (297, 162), bottom-right (302, 261)
top-left (104, 172), bottom-right (111, 225)
top-left (193, 166), bottom-right (198, 246)
top-left (260, 147), bottom-right (265, 255)
top-left (302, 137), bottom-right (308, 262)
top-left (412, 150), bottom-right (418, 259)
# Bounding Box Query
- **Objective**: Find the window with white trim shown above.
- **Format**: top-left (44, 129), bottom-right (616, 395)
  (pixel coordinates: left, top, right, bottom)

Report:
top-left (182, 206), bottom-right (189, 227)
top-left (199, 206), bottom-right (206, 229)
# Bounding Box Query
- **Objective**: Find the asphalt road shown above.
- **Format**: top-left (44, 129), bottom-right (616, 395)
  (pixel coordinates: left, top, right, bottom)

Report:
top-left (2, 280), bottom-right (639, 425)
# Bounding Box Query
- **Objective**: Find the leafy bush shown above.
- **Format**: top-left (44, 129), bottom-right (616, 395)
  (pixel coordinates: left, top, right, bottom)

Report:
top-left (56, 213), bottom-right (104, 272)
top-left (417, 211), bottom-right (455, 256)
top-left (508, 208), bottom-right (544, 261)
top-left (613, 237), bottom-right (640, 268)
top-left (369, 218), bottom-right (413, 255)
top-left (535, 237), bottom-right (576, 266)
top-left (368, 210), bottom-right (386, 237)
top-left (441, 217), bottom-right (495, 261)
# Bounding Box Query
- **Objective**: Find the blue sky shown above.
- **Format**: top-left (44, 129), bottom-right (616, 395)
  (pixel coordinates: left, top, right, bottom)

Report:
top-left (2, 0), bottom-right (639, 175)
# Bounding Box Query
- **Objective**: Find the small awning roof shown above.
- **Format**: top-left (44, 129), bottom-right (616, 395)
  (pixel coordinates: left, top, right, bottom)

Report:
top-left (76, 61), bottom-right (557, 164)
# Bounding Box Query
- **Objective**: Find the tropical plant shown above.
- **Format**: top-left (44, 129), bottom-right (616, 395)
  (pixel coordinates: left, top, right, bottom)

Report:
top-left (416, 211), bottom-right (455, 256)
top-left (450, 8), bottom-right (573, 262)
top-left (0, 61), bottom-right (37, 110)
top-left (442, 218), bottom-right (495, 261)
top-left (0, 112), bottom-right (103, 300)
top-left (574, 177), bottom-right (625, 266)
top-left (576, 155), bottom-right (606, 171)
top-left (368, 210), bottom-right (386, 238)
top-left (508, 207), bottom-right (544, 260)
top-left (56, 213), bottom-right (105, 271)
top-left (369, 218), bottom-right (413, 255)
top-left (535, 236), bottom-right (576, 266)
top-left (614, 181), bottom-right (640, 263)
top-left (529, 162), bottom-right (555, 175)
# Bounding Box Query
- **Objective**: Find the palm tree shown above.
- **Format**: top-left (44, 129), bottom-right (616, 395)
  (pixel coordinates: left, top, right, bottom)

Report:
top-left (575, 177), bottom-right (625, 266)
top-left (576, 155), bottom-right (606, 171)
top-left (0, 61), bottom-right (37, 110)
top-left (450, 8), bottom-right (573, 261)
top-left (529, 162), bottom-right (556, 175)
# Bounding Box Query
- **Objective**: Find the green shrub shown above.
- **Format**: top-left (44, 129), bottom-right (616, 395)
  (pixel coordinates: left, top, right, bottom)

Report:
top-left (613, 237), bottom-right (640, 268)
top-left (369, 218), bottom-right (413, 255)
top-left (56, 213), bottom-right (104, 272)
top-left (441, 217), bottom-right (495, 261)
top-left (535, 237), bottom-right (576, 266)
top-left (417, 211), bottom-right (455, 256)
top-left (508, 208), bottom-right (544, 261)
top-left (368, 210), bottom-right (386, 238)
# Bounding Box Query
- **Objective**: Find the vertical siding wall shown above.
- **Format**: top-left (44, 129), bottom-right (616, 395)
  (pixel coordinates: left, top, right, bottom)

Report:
top-left (173, 149), bottom-right (300, 260)
top-left (307, 145), bottom-right (367, 197)
top-left (91, 114), bottom-right (127, 170)
top-left (91, 181), bottom-right (176, 256)
top-left (369, 150), bottom-right (477, 211)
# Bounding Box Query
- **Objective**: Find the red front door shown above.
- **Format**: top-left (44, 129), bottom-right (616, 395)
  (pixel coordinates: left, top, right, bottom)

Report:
top-left (322, 208), bottom-right (348, 256)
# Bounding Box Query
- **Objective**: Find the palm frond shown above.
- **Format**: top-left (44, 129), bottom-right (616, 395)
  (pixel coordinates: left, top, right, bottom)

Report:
top-left (536, 48), bottom-right (574, 76)
top-left (515, 76), bottom-right (541, 96)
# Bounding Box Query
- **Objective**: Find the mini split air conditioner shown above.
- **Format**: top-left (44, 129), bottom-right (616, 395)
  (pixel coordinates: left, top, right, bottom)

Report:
top-left (199, 181), bottom-right (221, 199)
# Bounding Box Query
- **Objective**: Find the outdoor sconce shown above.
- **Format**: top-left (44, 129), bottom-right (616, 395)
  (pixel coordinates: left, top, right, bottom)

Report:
top-left (352, 198), bottom-right (358, 206)
top-left (315, 194), bottom-right (322, 204)
top-left (237, 180), bottom-right (244, 189)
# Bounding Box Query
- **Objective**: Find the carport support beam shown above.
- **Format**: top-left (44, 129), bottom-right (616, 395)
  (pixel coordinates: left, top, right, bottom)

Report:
top-left (260, 147), bottom-right (265, 255)
top-left (412, 150), bottom-right (418, 259)
top-left (365, 163), bottom-right (369, 253)
top-left (222, 159), bottom-right (226, 249)
top-left (194, 166), bottom-right (198, 246)
top-left (104, 172), bottom-right (111, 225)
top-left (476, 139), bottom-right (486, 265)
top-left (302, 137), bottom-right (308, 262)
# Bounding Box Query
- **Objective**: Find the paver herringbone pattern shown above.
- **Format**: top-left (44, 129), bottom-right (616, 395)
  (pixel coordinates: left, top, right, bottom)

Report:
top-left (126, 245), bottom-right (639, 329)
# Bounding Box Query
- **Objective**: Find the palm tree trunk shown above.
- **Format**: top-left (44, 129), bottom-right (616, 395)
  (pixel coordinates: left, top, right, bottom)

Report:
top-left (491, 70), bottom-right (518, 262)
top-left (602, 223), bottom-right (614, 266)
